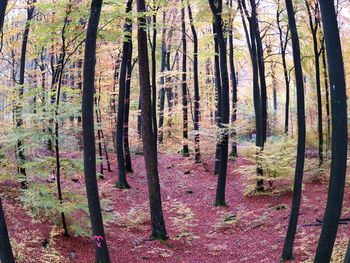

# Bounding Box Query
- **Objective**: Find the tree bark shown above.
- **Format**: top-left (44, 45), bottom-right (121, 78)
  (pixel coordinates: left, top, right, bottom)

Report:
top-left (187, 4), bottom-right (201, 163)
top-left (209, 0), bottom-right (230, 206)
top-left (124, 36), bottom-right (134, 173)
top-left (0, 199), bottom-right (15, 263)
top-left (151, 2), bottom-right (158, 144)
top-left (137, 0), bottom-right (168, 240)
top-left (239, 0), bottom-right (264, 190)
top-left (213, 22), bottom-right (222, 174)
top-left (82, 0), bottom-right (111, 261)
top-left (115, 0), bottom-right (132, 189)
top-left (315, 0), bottom-right (347, 261)
top-left (281, 0), bottom-right (306, 259)
top-left (228, 0), bottom-right (238, 157)
top-left (321, 41), bottom-right (331, 158)
top-left (181, 3), bottom-right (189, 157)
top-left (158, 11), bottom-right (167, 145)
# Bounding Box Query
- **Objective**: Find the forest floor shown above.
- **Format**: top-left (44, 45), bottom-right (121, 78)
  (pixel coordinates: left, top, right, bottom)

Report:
top-left (2, 149), bottom-right (350, 262)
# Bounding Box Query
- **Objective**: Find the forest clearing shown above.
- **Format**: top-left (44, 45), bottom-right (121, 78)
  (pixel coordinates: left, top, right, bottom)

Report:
top-left (1, 0), bottom-right (350, 262)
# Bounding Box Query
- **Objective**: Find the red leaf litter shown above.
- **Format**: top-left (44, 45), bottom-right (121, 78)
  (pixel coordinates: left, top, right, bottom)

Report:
top-left (2, 152), bottom-right (350, 262)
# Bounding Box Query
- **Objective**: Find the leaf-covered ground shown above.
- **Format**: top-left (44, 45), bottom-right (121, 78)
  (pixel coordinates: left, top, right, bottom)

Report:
top-left (2, 152), bottom-right (350, 262)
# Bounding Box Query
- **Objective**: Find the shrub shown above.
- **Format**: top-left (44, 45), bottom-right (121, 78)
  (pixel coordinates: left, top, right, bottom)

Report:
top-left (239, 135), bottom-right (296, 194)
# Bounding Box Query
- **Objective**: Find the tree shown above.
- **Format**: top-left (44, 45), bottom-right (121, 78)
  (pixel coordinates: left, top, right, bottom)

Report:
top-left (136, 0), bottom-right (168, 240)
top-left (17, 0), bottom-right (36, 189)
top-left (276, 0), bottom-right (291, 135)
top-left (228, 0), bottom-right (238, 157)
top-left (253, 3), bottom-right (267, 142)
top-left (314, 0), bottom-right (347, 261)
top-left (281, 0), bottom-right (306, 259)
top-left (123, 39), bottom-right (135, 173)
top-left (187, 3), bottom-right (201, 163)
top-left (209, 0), bottom-right (230, 205)
top-left (239, 0), bottom-right (264, 191)
top-left (0, 199), bottom-right (15, 263)
top-left (181, 2), bottom-right (189, 157)
top-left (0, 0), bottom-right (8, 30)
top-left (305, 0), bottom-right (323, 166)
top-left (158, 11), bottom-right (168, 145)
top-left (151, 0), bottom-right (158, 145)
top-left (82, 0), bottom-right (111, 261)
top-left (320, 39), bottom-right (331, 158)
top-left (213, 21), bottom-right (222, 174)
top-left (0, 2), bottom-right (15, 262)
top-left (115, 0), bottom-right (132, 189)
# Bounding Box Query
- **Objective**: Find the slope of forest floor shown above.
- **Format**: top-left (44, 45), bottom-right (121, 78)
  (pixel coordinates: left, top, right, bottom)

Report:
top-left (2, 151), bottom-right (350, 262)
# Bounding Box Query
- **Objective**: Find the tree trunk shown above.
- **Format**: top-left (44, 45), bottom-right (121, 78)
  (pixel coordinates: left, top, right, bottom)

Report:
top-left (95, 72), bottom-right (104, 178)
top-left (17, 2), bottom-right (35, 188)
top-left (151, 1), bottom-right (158, 144)
top-left (240, 0), bottom-right (264, 190)
top-left (254, 18), bottom-right (267, 141)
top-left (0, 0), bottom-right (8, 31)
top-left (181, 4), bottom-right (189, 157)
top-left (305, 0), bottom-right (323, 165)
top-left (0, 3), bottom-right (15, 261)
top-left (213, 22), bottom-right (222, 174)
top-left (228, 0), bottom-right (238, 157)
top-left (0, 198), bottom-right (15, 263)
top-left (321, 41), bottom-right (331, 159)
top-left (281, 0), bottom-right (306, 259)
top-left (315, 0), bottom-right (347, 261)
top-left (187, 4), bottom-right (201, 163)
top-left (115, 0), bottom-right (132, 189)
top-left (276, 2), bottom-right (290, 135)
top-left (124, 35), bottom-right (134, 173)
top-left (137, 0), bottom-right (168, 240)
top-left (82, 0), bottom-right (111, 261)
top-left (158, 11), bottom-right (167, 145)
top-left (209, 0), bottom-right (230, 206)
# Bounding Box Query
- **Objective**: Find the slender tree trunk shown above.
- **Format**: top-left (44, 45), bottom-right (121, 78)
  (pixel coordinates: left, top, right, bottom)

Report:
top-left (17, 2), bottom-right (35, 188)
top-left (228, 0), bottom-right (238, 157)
top-left (181, 4), bottom-right (189, 157)
top-left (111, 57), bottom-right (119, 114)
top-left (240, 0), bottom-right (264, 190)
top-left (315, 0), bottom-right (347, 261)
top-left (187, 4), bottom-right (201, 163)
top-left (209, 0), bottom-right (230, 206)
top-left (158, 85), bottom-right (165, 143)
top-left (115, 0), bottom-right (132, 189)
top-left (54, 67), bottom-right (69, 237)
top-left (158, 11), bottom-right (167, 144)
top-left (271, 63), bottom-right (277, 112)
top-left (277, 2), bottom-right (290, 134)
top-left (305, 0), bottom-right (323, 165)
top-left (254, 18), bottom-right (267, 141)
top-left (321, 42), bottom-right (331, 159)
top-left (137, 0), bottom-right (168, 240)
top-left (151, 2), bottom-right (158, 144)
top-left (137, 94), bottom-right (142, 139)
top-left (213, 22), bottom-right (222, 174)
top-left (82, 0), bottom-right (111, 261)
top-left (95, 72), bottom-right (104, 178)
top-left (124, 36), bottom-right (134, 173)
top-left (313, 34), bottom-right (323, 166)
top-left (281, 0), bottom-right (306, 259)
